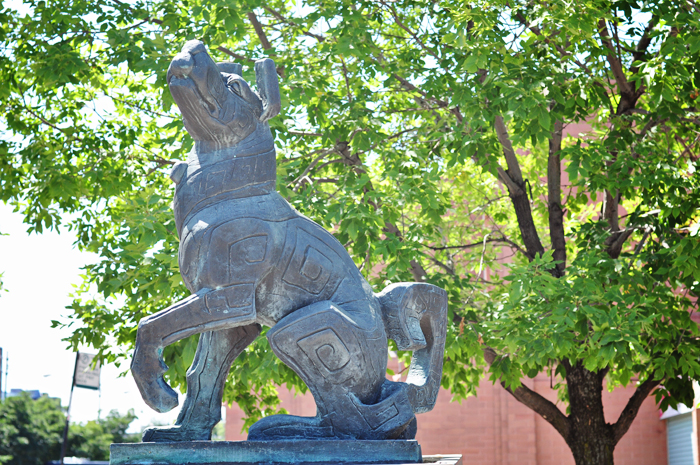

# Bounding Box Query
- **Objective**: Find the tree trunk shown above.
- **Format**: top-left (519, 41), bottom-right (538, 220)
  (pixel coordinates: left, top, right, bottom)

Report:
top-left (565, 363), bottom-right (616, 465)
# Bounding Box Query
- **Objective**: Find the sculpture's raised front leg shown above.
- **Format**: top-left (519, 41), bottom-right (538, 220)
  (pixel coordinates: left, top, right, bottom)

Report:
top-left (142, 324), bottom-right (261, 442)
top-left (131, 286), bottom-right (257, 413)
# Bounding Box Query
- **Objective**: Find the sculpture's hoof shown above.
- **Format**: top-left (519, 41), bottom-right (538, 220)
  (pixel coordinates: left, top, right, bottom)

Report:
top-left (135, 374), bottom-right (179, 413)
top-left (248, 414), bottom-right (336, 440)
top-left (131, 343), bottom-right (179, 413)
top-left (142, 424), bottom-right (209, 442)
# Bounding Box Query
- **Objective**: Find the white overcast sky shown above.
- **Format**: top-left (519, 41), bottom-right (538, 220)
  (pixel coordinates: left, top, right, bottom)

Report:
top-left (0, 201), bottom-right (181, 432)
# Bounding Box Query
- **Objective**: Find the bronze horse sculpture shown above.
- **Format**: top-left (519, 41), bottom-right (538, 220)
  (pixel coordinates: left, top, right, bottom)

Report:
top-left (131, 40), bottom-right (448, 442)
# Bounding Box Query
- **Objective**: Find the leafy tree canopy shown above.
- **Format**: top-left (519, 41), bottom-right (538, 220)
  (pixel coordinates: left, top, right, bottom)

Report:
top-left (67, 409), bottom-right (139, 460)
top-left (1, 0), bottom-right (699, 463)
top-left (0, 392), bottom-right (64, 465)
top-left (0, 393), bottom-right (139, 464)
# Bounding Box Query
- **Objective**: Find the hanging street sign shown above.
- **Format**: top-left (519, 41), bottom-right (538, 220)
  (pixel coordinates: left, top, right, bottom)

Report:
top-left (74, 352), bottom-right (100, 390)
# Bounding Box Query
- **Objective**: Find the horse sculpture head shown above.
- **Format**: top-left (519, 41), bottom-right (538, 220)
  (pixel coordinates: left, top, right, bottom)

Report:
top-left (167, 40), bottom-right (281, 154)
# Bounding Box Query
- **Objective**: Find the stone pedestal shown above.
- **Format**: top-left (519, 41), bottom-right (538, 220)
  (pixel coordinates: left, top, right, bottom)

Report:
top-left (109, 440), bottom-right (452, 465)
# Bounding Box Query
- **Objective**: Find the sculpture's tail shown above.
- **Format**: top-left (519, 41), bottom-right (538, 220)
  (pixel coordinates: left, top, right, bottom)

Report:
top-left (376, 283), bottom-right (448, 414)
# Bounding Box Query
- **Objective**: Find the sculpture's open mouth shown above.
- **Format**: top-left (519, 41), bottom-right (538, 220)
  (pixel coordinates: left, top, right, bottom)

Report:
top-left (168, 42), bottom-right (228, 120)
top-left (166, 41), bottom-right (237, 144)
top-left (166, 40), bottom-right (280, 149)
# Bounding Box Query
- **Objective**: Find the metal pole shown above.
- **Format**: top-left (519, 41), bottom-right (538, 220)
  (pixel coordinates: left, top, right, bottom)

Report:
top-left (59, 352), bottom-right (79, 465)
top-left (3, 351), bottom-right (7, 401)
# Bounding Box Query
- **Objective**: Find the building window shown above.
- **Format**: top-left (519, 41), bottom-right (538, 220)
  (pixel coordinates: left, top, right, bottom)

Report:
top-left (667, 413), bottom-right (694, 465)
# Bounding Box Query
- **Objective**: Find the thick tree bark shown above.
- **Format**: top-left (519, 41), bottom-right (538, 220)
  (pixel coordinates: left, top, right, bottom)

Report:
top-left (484, 352), bottom-right (660, 465)
top-left (565, 362), bottom-right (615, 465)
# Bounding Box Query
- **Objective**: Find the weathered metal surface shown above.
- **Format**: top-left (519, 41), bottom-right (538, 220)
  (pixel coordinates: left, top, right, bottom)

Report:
top-left (129, 40), bottom-right (449, 443)
top-left (110, 440), bottom-right (422, 465)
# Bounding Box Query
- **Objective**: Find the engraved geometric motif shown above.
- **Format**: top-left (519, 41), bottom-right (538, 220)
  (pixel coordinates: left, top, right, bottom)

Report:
top-left (199, 169), bottom-right (226, 196)
top-left (349, 384), bottom-right (413, 432)
top-left (204, 283), bottom-right (255, 313)
top-left (297, 329), bottom-right (351, 373)
top-left (229, 234), bottom-right (268, 264)
top-left (204, 217), bottom-right (276, 286)
top-left (282, 228), bottom-right (338, 296)
top-left (362, 403), bottom-right (400, 430)
top-left (269, 309), bottom-right (364, 387)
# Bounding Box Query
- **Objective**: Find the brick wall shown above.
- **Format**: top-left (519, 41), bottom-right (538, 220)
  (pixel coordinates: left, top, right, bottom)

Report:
top-left (226, 373), bottom-right (666, 465)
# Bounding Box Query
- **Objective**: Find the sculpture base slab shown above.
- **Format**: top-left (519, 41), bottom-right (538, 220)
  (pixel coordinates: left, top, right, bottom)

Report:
top-left (109, 440), bottom-right (425, 465)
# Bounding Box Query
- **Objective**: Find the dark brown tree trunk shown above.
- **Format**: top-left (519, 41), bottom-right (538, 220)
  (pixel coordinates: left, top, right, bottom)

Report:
top-left (565, 362), bottom-right (616, 465)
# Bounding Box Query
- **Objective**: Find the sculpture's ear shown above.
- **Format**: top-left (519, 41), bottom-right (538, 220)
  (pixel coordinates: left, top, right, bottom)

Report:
top-left (255, 58), bottom-right (281, 122)
top-left (217, 62), bottom-right (243, 76)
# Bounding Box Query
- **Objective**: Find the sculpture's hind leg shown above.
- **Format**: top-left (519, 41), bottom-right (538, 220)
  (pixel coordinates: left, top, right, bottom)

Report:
top-left (131, 285), bottom-right (257, 413)
top-left (142, 324), bottom-right (261, 442)
top-left (248, 300), bottom-right (416, 440)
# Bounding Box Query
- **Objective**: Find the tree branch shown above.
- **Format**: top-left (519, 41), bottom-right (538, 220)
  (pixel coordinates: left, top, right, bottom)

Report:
top-left (288, 130), bottom-right (322, 137)
top-left (339, 55), bottom-right (353, 102)
top-left (493, 116), bottom-right (545, 260)
top-left (630, 16), bottom-right (658, 75)
top-left (388, 72), bottom-right (465, 123)
top-left (334, 140), bottom-right (429, 283)
top-left (428, 235), bottom-right (529, 258)
top-left (612, 378), bottom-right (660, 444)
top-left (409, 260), bottom-right (428, 282)
top-left (244, 12), bottom-right (286, 77)
top-left (598, 19), bottom-right (642, 114)
top-left (494, 115), bottom-right (524, 184)
top-left (606, 227), bottom-right (635, 258)
top-left (512, 11), bottom-right (593, 74)
top-left (429, 256), bottom-right (455, 275)
top-left (247, 12), bottom-right (273, 50)
top-left (484, 348), bottom-right (570, 439)
top-left (108, 0), bottom-right (163, 25)
top-left (602, 189), bottom-right (620, 232)
top-left (496, 166), bottom-right (524, 196)
top-left (106, 0), bottom-right (276, 78)
top-left (597, 19), bottom-right (631, 95)
top-left (372, 51), bottom-right (462, 123)
top-left (548, 119), bottom-right (566, 276)
top-left (381, 223), bottom-right (428, 281)
top-left (216, 46), bottom-right (255, 64)
top-left (291, 148), bottom-right (335, 191)
top-left (262, 6), bottom-right (325, 42)
top-left (391, 74), bottom-right (449, 108)
top-left (427, 237), bottom-right (516, 251)
top-left (22, 106), bottom-right (83, 142)
top-left (382, 1), bottom-right (441, 62)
